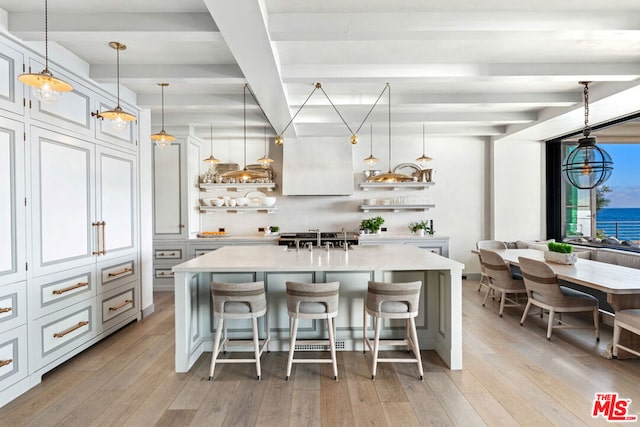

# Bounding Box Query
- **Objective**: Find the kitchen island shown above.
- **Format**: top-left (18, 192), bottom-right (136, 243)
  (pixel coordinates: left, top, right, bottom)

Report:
top-left (172, 244), bottom-right (464, 372)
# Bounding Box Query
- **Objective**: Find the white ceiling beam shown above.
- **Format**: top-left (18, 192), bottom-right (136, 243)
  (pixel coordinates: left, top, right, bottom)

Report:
top-left (9, 12), bottom-right (219, 42)
top-left (90, 64), bottom-right (245, 83)
top-left (292, 110), bottom-right (536, 125)
top-left (138, 94), bottom-right (256, 109)
top-left (282, 63), bottom-right (640, 82)
top-left (293, 123), bottom-right (506, 137)
top-left (203, 0), bottom-right (292, 133)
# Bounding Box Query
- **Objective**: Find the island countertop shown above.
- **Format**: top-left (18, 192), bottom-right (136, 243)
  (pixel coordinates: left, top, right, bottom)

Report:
top-left (172, 244), bottom-right (464, 273)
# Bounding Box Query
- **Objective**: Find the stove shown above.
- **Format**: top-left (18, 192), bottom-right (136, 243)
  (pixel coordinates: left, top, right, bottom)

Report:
top-left (278, 231), bottom-right (359, 248)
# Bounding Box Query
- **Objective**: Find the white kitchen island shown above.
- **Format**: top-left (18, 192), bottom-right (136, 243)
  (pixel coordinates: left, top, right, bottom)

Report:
top-left (172, 245), bottom-right (464, 372)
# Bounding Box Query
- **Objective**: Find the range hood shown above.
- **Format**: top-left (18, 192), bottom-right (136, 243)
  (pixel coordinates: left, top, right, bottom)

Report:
top-left (282, 136), bottom-right (354, 195)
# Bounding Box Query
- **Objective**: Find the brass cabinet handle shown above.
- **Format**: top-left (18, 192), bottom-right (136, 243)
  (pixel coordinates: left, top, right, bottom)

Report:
top-left (53, 321), bottom-right (89, 338)
top-left (92, 222), bottom-right (101, 255)
top-left (0, 307), bottom-right (12, 314)
top-left (157, 271), bottom-right (174, 277)
top-left (108, 267), bottom-right (133, 278)
top-left (158, 252), bottom-right (176, 257)
top-left (108, 299), bottom-right (133, 312)
top-left (52, 282), bottom-right (89, 295)
top-left (0, 359), bottom-right (13, 368)
top-left (101, 221), bottom-right (106, 255)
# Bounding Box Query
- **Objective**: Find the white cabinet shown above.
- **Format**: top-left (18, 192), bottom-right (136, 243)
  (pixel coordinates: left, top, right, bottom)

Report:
top-left (0, 117), bottom-right (26, 287)
top-left (30, 126), bottom-right (137, 276)
top-left (0, 42), bottom-right (24, 116)
top-left (153, 141), bottom-right (188, 238)
top-left (94, 96), bottom-right (138, 151)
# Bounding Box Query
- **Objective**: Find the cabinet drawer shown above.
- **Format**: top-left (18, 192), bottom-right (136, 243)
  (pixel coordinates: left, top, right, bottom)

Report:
top-left (0, 281), bottom-right (26, 331)
top-left (193, 247), bottom-right (222, 258)
top-left (99, 282), bottom-right (139, 333)
top-left (99, 258), bottom-right (137, 292)
top-left (154, 249), bottom-right (183, 260)
top-left (30, 266), bottom-right (96, 320)
top-left (154, 268), bottom-right (175, 279)
top-left (0, 325), bottom-right (28, 393)
top-left (30, 299), bottom-right (95, 371)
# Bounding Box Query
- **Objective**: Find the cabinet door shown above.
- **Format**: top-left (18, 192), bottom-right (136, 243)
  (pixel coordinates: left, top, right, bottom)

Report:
top-left (94, 96), bottom-right (137, 151)
top-left (31, 127), bottom-right (96, 276)
top-left (0, 117), bottom-right (26, 286)
top-left (153, 141), bottom-right (187, 238)
top-left (0, 42), bottom-right (24, 116)
top-left (96, 146), bottom-right (137, 260)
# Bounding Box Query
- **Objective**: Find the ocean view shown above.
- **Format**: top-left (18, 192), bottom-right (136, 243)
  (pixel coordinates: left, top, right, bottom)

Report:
top-left (596, 207), bottom-right (640, 240)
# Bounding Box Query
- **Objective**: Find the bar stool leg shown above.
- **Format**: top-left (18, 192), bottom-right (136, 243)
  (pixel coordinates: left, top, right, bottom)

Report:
top-left (286, 317), bottom-right (299, 381)
top-left (372, 315), bottom-right (382, 380)
top-left (362, 306), bottom-right (367, 354)
top-left (327, 317), bottom-right (338, 380)
top-left (409, 317), bottom-right (424, 380)
top-left (209, 317), bottom-right (224, 381)
top-left (252, 317), bottom-right (261, 380)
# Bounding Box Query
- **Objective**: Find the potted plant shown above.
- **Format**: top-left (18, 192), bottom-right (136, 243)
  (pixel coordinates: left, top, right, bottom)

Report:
top-left (269, 225), bottom-right (279, 234)
top-left (544, 242), bottom-right (578, 265)
top-left (360, 216), bottom-right (385, 234)
top-left (408, 220), bottom-right (434, 237)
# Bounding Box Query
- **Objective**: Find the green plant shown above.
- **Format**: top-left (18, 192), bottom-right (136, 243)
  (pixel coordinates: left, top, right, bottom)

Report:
top-left (269, 225), bottom-right (279, 233)
top-left (408, 220), bottom-right (434, 235)
top-left (360, 216), bottom-right (385, 233)
top-left (548, 242), bottom-right (573, 254)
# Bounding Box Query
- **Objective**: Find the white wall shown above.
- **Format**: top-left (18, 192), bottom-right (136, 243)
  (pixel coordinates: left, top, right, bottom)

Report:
top-left (138, 109), bottom-right (154, 316)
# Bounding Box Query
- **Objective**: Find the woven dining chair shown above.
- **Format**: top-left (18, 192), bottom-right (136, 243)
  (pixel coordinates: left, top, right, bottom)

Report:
top-left (476, 240), bottom-right (507, 293)
top-left (478, 249), bottom-right (527, 317)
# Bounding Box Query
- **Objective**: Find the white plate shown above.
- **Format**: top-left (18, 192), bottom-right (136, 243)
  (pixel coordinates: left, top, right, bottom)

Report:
top-left (245, 191), bottom-right (266, 199)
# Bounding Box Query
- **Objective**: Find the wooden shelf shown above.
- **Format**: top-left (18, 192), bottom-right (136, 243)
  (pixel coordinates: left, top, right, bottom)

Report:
top-left (199, 183), bottom-right (277, 192)
top-left (199, 206), bottom-right (277, 214)
top-left (359, 182), bottom-right (435, 191)
top-left (359, 204), bottom-right (435, 213)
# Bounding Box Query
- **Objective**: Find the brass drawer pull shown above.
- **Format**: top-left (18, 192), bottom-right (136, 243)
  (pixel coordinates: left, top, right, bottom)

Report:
top-left (53, 321), bottom-right (89, 338)
top-left (157, 271), bottom-right (174, 277)
top-left (0, 358), bottom-right (13, 368)
top-left (52, 282), bottom-right (89, 295)
top-left (108, 299), bottom-right (134, 312)
top-left (108, 267), bottom-right (133, 278)
top-left (158, 252), bottom-right (177, 257)
top-left (0, 307), bottom-right (12, 314)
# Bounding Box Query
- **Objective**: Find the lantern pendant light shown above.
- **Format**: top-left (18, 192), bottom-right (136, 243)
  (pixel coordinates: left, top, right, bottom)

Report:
top-left (203, 124), bottom-right (221, 164)
top-left (257, 126), bottom-right (274, 165)
top-left (18, 0), bottom-right (73, 103)
top-left (97, 42), bottom-right (136, 131)
top-left (363, 124), bottom-right (379, 166)
top-left (416, 123), bottom-right (433, 165)
top-left (151, 83), bottom-right (176, 149)
top-left (561, 81), bottom-right (613, 189)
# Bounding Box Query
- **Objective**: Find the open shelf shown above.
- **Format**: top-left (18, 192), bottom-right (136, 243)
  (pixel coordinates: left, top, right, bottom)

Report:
top-left (200, 183), bottom-right (277, 192)
top-left (199, 206), bottom-right (277, 214)
top-left (359, 204), bottom-right (435, 213)
top-left (359, 182), bottom-right (435, 191)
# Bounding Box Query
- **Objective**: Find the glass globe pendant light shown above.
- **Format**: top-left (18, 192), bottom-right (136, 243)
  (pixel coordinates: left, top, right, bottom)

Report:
top-left (416, 123), bottom-right (433, 165)
top-left (17, 0), bottom-right (73, 103)
top-left (151, 83), bottom-right (176, 149)
top-left (363, 124), bottom-right (379, 166)
top-left (257, 125), bottom-right (274, 165)
top-left (97, 42), bottom-right (136, 131)
top-left (562, 82), bottom-right (613, 189)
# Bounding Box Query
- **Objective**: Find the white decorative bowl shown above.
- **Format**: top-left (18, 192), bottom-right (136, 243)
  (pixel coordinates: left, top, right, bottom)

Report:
top-left (211, 198), bottom-right (224, 207)
top-left (236, 197), bottom-right (248, 206)
top-left (261, 196), bottom-right (276, 207)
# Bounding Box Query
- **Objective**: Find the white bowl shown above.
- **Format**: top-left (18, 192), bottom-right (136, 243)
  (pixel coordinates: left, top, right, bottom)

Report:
top-left (236, 197), bottom-right (248, 206)
top-left (211, 198), bottom-right (224, 207)
top-left (261, 196), bottom-right (276, 207)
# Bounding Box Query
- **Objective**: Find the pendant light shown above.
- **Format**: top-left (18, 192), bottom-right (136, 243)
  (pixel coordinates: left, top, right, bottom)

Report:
top-left (17, 0), bottom-right (73, 103)
top-left (416, 124), bottom-right (433, 165)
top-left (95, 42), bottom-right (136, 131)
top-left (203, 124), bottom-right (221, 164)
top-left (369, 84), bottom-right (414, 183)
top-left (222, 85), bottom-right (269, 182)
top-left (562, 81), bottom-right (613, 189)
top-left (257, 125), bottom-right (274, 165)
top-left (151, 83), bottom-right (175, 149)
top-left (363, 124), bottom-right (379, 166)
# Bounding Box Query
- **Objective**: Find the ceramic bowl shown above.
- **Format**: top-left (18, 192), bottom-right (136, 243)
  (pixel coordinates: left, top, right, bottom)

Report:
top-left (211, 198), bottom-right (224, 207)
top-left (261, 196), bottom-right (276, 207)
top-left (236, 197), bottom-right (248, 206)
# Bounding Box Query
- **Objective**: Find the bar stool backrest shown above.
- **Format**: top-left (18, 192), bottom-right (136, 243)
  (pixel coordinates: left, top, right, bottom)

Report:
top-left (366, 280), bottom-right (421, 314)
top-left (210, 281), bottom-right (267, 314)
top-left (286, 281), bottom-right (339, 314)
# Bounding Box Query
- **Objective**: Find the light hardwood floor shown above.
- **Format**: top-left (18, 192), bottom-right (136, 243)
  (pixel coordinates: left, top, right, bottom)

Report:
top-left (2, 281), bottom-right (639, 426)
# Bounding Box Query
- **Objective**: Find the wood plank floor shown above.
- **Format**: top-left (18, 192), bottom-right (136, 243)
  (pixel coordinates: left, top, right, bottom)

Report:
top-left (2, 280), bottom-right (640, 426)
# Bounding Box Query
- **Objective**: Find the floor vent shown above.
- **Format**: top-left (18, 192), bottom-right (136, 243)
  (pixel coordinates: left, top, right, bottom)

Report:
top-left (294, 340), bottom-right (345, 351)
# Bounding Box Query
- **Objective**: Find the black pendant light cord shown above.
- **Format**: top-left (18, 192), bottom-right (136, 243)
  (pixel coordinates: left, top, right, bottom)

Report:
top-left (43, 0), bottom-right (50, 72)
top-left (318, 86), bottom-right (355, 134)
top-left (160, 84), bottom-right (165, 131)
top-left (115, 46), bottom-right (121, 109)
top-left (583, 82), bottom-right (591, 136)
top-left (278, 84), bottom-right (319, 136)
top-left (355, 84), bottom-right (389, 135)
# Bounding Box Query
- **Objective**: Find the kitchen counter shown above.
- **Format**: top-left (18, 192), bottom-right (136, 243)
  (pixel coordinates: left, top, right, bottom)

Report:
top-left (172, 244), bottom-right (464, 372)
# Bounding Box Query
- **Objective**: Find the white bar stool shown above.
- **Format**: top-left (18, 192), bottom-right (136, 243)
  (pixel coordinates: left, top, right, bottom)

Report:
top-left (208, 281), bottom-right (270, 381)
top-left (285, 281), bottom-right (340, 381)
top-left (363, 280), bottom-right (424, 380)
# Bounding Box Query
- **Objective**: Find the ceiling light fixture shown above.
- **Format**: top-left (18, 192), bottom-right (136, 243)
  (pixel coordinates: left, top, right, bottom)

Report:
top-left (222, 85), bottom-right (269, 182)
top-left (93, 41), bottom-right (136, 131)
top-left (363, 124), bottom-right (378, 166)
top-left (257, 125), bottom-right (274, 165)
top-left (150, 83), bottom-right (175, 149)
top-left (203, 124), bottom-right (221, 164)
top-left (274, 82), bottom-right (356, 145)
top-left (416, 124), bottom-right (433, 165)
top-left (17, 0), bottom-right (73, 103)
top-left (369, 84), bottom-right (414, 183)
top-left (562, 81), bottom-right (613, 189)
